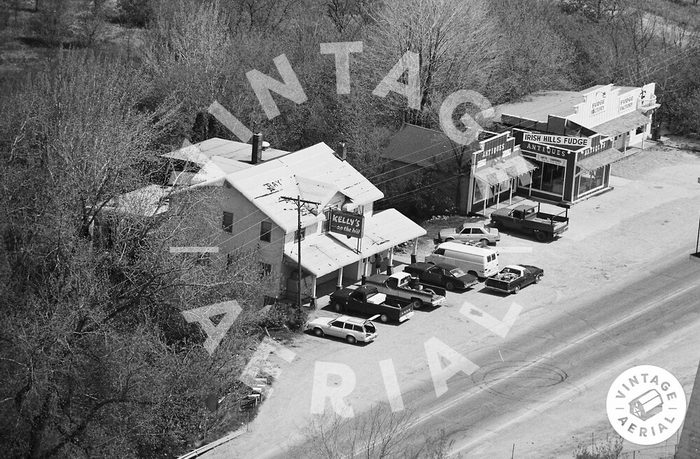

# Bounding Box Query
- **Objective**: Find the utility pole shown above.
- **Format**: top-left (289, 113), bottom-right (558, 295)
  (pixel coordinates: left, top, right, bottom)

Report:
top-left (281, 195), bottom-right (319, 309)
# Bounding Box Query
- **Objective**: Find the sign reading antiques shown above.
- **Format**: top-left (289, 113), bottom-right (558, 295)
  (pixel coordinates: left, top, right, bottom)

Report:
top-left (329, 209), bottom-right (364, 238)
top-left (522, 132), bottom-right (591, 149)
top-left (521, 140), bottom-right (573, 159)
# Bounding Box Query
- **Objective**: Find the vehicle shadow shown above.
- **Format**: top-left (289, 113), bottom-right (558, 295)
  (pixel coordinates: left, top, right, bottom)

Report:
top-left (476, 286), bottom-right (512, 297)
top-left (303, 330), bottom-right (373, 346)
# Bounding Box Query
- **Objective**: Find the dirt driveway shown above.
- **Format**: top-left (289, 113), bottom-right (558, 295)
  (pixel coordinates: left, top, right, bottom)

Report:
top-left (207, 141), bottom-right (700, 458)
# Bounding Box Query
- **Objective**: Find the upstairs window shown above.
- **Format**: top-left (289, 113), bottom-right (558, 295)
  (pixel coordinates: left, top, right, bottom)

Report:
top-left (222, 211), bottom-right (233, 233)
top-left (259, 262), bottom-right (272, 278)
top-left (260, 221), bottom-right (272, 242)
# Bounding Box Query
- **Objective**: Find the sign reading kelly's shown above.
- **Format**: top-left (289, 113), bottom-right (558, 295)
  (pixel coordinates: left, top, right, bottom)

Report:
top-left (522, 132), bottom-right (590, 149)
top-left (329, 210), bottom-right (364, 238)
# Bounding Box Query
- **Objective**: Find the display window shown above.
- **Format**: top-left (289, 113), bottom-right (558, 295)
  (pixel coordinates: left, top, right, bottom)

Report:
top-left (530, 161), bottom-right (566, 196)
top-left (578, 166), bottom-right (605, 196)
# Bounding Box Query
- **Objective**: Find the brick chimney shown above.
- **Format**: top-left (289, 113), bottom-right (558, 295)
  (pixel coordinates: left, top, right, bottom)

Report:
top-left (252, 133), bottom-right (263, 164)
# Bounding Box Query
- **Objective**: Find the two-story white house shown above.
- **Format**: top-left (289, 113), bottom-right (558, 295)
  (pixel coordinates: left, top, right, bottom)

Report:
top-left (166, 137), bottom-right (427, 303)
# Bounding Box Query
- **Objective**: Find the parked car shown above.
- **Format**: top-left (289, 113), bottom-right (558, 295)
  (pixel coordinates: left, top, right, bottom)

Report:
top-left (484, 265), bottom-right (544, 294)
top-left (402, 262), bottom-right (478, 291)
top-left (437, 221), bottom-right (500, 245)
top-left (365, 272), bottom-right (446, 309)
top-left (304, 315), bottom-right (378, 344)
top-left (490, 203), bottom-right (568, 242)
top-left (330, 285), bottom-right (414, 323)
top-left (426, 242), bottom-right (500, 279)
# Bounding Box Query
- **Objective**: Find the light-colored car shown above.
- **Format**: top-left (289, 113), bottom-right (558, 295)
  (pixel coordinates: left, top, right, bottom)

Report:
top-left (437, 221), bottom-right (500, 245)
top-left (305, 315), bottom-right (378, 344)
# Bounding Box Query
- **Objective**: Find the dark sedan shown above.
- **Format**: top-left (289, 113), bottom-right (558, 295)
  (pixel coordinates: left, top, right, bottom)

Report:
top-left (403, 262), bottom-right (478, 291)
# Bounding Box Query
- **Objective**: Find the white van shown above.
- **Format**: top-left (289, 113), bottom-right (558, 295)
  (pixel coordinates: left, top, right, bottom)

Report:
top-left (425, 242), bottom-right (499, 279)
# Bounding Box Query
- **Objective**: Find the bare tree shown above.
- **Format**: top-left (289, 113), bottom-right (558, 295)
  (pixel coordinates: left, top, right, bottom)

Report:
top-left (290, 404), bottom-right (459, 458)
top-left (0, 51), bottom-right (277, 458)
top-left (360, 0), bottom-right (500, 126)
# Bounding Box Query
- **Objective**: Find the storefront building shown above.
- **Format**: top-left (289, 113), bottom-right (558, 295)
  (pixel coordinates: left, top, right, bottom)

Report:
top-left (467, 130), bottom-right (538, 213)
top-left (498, 83), bottom-right (659, 152)
top-left (566, 83), bottom-right (659, 151)
top-left (494, 82), bottom-right (659, 206)
top-left (511, 127), bottom-right (620, 204)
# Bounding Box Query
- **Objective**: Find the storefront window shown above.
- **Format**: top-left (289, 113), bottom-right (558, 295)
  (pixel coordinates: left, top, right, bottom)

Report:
top-left (532, 162), bottom-right (565, 196)
top-left (578, 167), bottom-right (605, 195)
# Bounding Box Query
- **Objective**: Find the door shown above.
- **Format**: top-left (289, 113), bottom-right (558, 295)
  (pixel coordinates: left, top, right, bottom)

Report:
top-left (347, 291), bottom-right (362, 314)
top-left (423, 266), bottom-right (443, 286)
top-left (329, 320), bottom-right (345, 338)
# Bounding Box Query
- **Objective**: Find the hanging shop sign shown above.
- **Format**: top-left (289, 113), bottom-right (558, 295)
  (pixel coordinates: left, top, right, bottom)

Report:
top-left (329, 209), bottom-right (364, 238)
top-left (522, 132), bottom-right (590, 149)
top-left (521, 140), bottom-right (573, 159)
top-left (474, 136), bottom-right (515, 164)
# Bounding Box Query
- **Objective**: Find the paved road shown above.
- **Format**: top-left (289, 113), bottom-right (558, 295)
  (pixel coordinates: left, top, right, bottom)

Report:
top-left (341, 251), bottom-right (700, 458)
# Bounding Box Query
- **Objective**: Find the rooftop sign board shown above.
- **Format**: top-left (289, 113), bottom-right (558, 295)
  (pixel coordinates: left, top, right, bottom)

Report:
top-left (522, 132), bottom-right (590, 149)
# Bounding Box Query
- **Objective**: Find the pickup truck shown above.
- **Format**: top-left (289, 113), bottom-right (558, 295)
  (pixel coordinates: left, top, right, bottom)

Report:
top-left (490, 203), bottom-right (569, 242)
top-left (484, 265), bottom-right (543, 294)
top-left (402, 262), bottom-right (478, 291)
top-left (329, 285), bottom-right (414, 323)
top-left (365, 272), bottom-right (446, 309)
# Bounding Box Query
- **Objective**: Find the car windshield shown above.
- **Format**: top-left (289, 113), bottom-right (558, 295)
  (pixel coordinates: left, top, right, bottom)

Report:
top-left (450, 268), bottom-right (466, 277)
top-left (364, 322), bottom-right (376, 334)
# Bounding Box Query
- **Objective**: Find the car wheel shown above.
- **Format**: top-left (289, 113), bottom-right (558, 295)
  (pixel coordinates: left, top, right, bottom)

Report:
top-left (346, 335), bottom-right (357, 345)
top-left (468, 271), bottom-right (478, 278)
top-left (513, 285), bottom-right (521, 294)
top-left (380, 314), bottom-right (388, 323)
top-left (534, 231), bottom-right (547, 242)
top-left (480, 238), bottom-right (489, 246)
top-left (445, 237), bottom-right (454, 242)
top-left (445, 281), bottom-right (455, 291)
top-left (535, 274), bottom-right (542, 283)
top-left (411, 298), bottom-right (423, 309)
top-left (313, 328), bottom-right (324, 337)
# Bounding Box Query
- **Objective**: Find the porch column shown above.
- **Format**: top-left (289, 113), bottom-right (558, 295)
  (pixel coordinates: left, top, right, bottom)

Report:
top-left (496, 183), bottom-right (501, 209)
top-left (509, 178), bottom-right (514, 204)
top-left (387, 247), bottom-right (394, 274)
top-left (336, 266), bottom-right (343, 290)
top-left (411, 239), bottom-right (418, 264)
top-left (311, 277), bottom-right (317, 309)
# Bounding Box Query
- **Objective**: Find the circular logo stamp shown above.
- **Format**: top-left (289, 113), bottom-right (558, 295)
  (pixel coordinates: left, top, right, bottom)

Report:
top-left (606, 365), bottom-right (686, 445)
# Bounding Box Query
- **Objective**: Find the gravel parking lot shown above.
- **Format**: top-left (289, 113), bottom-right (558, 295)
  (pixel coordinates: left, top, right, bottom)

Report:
top-left (208, 142), bottom-right (700, 459)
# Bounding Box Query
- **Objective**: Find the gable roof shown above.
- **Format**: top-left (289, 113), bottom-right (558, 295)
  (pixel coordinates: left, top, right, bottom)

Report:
top-left (382, 124), bottom-right (459, 167)
top-left (225, 143), bottom-right (383, 233)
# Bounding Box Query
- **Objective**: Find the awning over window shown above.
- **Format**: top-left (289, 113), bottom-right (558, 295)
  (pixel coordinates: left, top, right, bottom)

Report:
top-left (590, 111), bottom-right (650, 138)
top-left (474, 167), bottom-right (510, 186)
top-left (284, 209), bottom-right (426, 278)
top-left (495, 156), bottom-right (537, 179)
top-left (577, 148), bottom-right (626, 172)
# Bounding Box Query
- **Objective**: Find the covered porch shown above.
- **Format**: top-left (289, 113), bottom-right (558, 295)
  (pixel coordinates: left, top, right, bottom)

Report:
top-left (283, 209), bottom-right (426, 306)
